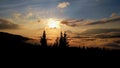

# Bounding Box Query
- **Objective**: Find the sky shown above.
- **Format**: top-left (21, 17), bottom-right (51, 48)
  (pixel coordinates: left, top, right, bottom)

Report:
top-left (0, 0), bottom-right (120, 19)
top-left (0, 0), bottom-right (120, 49)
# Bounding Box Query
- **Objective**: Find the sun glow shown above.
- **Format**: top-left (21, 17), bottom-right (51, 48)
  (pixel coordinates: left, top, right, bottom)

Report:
top-left (48, 18), bottom-right (60, 29)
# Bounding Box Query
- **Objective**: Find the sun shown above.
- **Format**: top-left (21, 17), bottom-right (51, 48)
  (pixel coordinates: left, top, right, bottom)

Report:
top-left (48, 18), bottom-right (60, 29)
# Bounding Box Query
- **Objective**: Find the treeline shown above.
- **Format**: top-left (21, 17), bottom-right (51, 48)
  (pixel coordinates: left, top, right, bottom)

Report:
top-left (0, 31), bottom-right (120, 52)
top-left (40, 30), bottom-right (69, 48)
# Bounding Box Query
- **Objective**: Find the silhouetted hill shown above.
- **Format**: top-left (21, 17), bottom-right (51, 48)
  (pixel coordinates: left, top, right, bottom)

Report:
top-left (0, 32), bottom-right (30, 41)
top-left (0, 32), bottom-right (34, 48)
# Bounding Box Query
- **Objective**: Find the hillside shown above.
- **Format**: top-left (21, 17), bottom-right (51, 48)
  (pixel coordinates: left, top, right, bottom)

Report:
top-left (0, 32), bottom-right (34, 48)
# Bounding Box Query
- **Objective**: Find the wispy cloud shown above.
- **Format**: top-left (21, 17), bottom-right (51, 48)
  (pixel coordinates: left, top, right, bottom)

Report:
top-left (84, 13), bottom-right (120, 25)
top-left (0, 18), bottom-right (20, 29)
top-left (61, 13), bottom-right (120, 27)
top-left (71, 37), bottom-right (120, 49)
top-left (13, 13), bottom-right (22, 19)
top-left (85, 16), bottom-right (120, 25)
top-left (13, 12), bottom-right (33, 19)
top-left (26, 12), bottom-right (33, 19)
top-left (57, 2), bottom-right (70, 9)
top-left (110, 13), bottom-right (120, 18)
top-left (61, 19), bottom-right (85, 27)
top-left (93, 32), bottom-right (120, 38)
top-left (79, 28), bottom-right (120, 35)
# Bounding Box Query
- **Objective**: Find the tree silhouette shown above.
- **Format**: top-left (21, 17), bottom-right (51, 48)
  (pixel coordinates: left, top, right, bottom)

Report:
top-left (63, 32), bottom-right (69, 47)
top-left (40, 30), bottom-right (47, 47)
top-left (59, 32), bottom-right (64, 47)
top-left (58, 32), bottom-right (69, 48)
top-left (53, 37), bottom-right (59, 48)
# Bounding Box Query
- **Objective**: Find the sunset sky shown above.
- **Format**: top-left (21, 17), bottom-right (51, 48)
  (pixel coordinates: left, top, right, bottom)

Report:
top-left (0, 0), bottom-right (120, 49)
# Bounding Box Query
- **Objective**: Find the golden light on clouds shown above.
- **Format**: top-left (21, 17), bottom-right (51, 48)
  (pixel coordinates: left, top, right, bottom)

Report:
top-left (48, 18), bottom-right (60, 29)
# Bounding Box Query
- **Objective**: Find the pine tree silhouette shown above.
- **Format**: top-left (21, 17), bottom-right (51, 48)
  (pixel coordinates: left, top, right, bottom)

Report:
top-left (40, 30), bottom-right (47, 47)
top-left (59, 32), bottom-right (69, 48)
top-left (63, 32), bottom-right (69, 47)
top-left (59, 32), bottom-right (64, 48)
top-left (53, 37), bottom-right (59, 48)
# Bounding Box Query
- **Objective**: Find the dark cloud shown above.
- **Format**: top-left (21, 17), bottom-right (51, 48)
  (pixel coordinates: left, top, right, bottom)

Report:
top-left (72, 33), bottom-right (89, 39)
top-left (104, 43), bottom-right (120, 49)
top-left (85, 20), bottom-right (105, 25)
top-left (85, 16), bottom-right (120, 25)
top-left (94, 32), bottom-right (120, 38)
top-left (0, 18), bottom-right (20, 29)
top-left (61, 15), bottom-right (120, 27)
top-left (65, 30), bottom-right (73, 33)
top-left (86, 13), bottom-right (120, 25)
top-left (72, 29), bottom-right (120, 39)
top-left (61, 19), bottom-right (84, 27)
top-left (72, 35), bottom-right (81, 38)
top-left (72, 36), bottom-right (89, 39)
top-left (80, 29), bottom-right (120, 35)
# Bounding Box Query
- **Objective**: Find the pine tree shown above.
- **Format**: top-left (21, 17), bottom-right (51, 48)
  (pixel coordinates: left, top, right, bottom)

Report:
top-left (59, 32), bottom-right (63, 47)
top-left (53, 37), bottom-right (59, 48)
top-left (63, 32), bottom-right (69, 47)
top-left (40, 30), bottom-right (47, 47)
top-left (59, 32), bottom-right (69, 48)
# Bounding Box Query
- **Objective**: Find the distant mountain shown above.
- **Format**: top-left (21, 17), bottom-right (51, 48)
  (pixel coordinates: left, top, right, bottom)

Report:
top-left (80, 29), bottom-right (120, 35)
top-left (0, 32), bottom-right (34, 48)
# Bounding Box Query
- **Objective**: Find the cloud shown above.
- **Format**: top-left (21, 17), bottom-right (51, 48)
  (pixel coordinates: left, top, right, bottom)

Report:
top-left (57, 2), bottom-right (70, 9)
top-left (0, 18), bottom-right (20, 29)
top-left (13, 12), bottom-right (33, 19)
top-left (80, 28), bottom-right (120, 35)
top-left (110, 13), bottom-right (120, 18)
top-left (71, 32), bottom-right (91, 39)
top-left (72, 35), bottom-right (82, 38)
top-left (70, 35), bottom-right (120, 49)
top-left (26, 12), bottom-right (33, 18)
top-left (85, 13), bottom-right (120, 25)
top-left (65, 30), bottom-right (73, 33)
top-left (93, 32), bottom-right (120, 38)
top-left (105, 43), bottom-right (120, 48)
top-left (86, 16), bottom-right (120, 25)
top-left (13, 13), bottom-right (22, 19)
top-left (61, 13), bottom-right (120, 27)
top-left (71, 28), bottom-right (120, 40)
top-left (61, 19), bottom-right (85, 27)
top-left (92, 32), bottom-right (120, 39)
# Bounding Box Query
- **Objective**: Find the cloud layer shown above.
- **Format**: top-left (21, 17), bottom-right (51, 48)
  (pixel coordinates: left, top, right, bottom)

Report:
top-left (68, 28), bottom-right (120, 49)
top-left (86, 16), bottom-right (120, 25)
top-left (0, 18), bottom-right (20, 29)
top-left (80, 29), bottom-right (120, 35)
top-left (57, 2), bottom-right (70, 9)
top-left (61, 19), bottom-right (84, 27)
top-left (61, 14), bottom-right (120, 27)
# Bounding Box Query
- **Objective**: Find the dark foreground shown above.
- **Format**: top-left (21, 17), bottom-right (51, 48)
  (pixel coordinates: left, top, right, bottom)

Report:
top-left (0, 32), bottom-right (120, 65)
